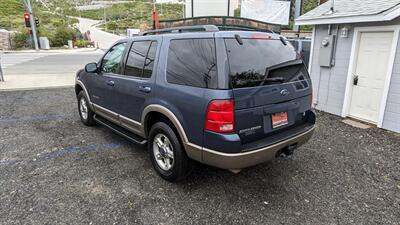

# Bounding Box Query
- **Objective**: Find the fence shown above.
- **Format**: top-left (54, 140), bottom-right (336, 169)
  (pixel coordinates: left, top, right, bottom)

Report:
top-left (157, 16), bottom-right (281, 33)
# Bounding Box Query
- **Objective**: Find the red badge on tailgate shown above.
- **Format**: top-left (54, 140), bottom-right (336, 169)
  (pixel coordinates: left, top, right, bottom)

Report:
top-left (272, 112), bottom-right (288, 128)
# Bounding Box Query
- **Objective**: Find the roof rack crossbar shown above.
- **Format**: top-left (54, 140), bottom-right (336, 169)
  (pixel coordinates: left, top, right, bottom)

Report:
top-left (140, 25), bottom-right (219, 36)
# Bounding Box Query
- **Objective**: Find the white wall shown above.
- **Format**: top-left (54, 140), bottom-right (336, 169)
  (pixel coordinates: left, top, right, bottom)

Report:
top-left (310, 24), bottom-right (353, 116)
top-left (382, 33), bottom-right (400, 132)
top-left (310, 18), bottom-right (400, 133)
top-left (185, 0), bottom-right (235, 17)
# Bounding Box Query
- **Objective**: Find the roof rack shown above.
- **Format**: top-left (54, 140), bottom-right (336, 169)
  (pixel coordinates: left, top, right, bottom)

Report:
top-left (140, 25), bottom-right (219, 36)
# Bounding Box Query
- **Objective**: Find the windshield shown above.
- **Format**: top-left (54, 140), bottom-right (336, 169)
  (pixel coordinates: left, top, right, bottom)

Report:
top-left (224, 38), bottom-right (310, 88)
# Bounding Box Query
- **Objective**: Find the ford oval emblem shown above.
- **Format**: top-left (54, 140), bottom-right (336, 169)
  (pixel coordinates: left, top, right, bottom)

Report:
top-left (280, 89), bottom-right (290, 96)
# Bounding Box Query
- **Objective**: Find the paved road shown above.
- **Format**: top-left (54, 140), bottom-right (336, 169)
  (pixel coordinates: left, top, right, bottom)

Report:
top-left (0, 53), bottom-right (51, 69)
top-left (0, 88), bottom-right (399, 224)
top-left (0, 50), bottom-right (103, 90)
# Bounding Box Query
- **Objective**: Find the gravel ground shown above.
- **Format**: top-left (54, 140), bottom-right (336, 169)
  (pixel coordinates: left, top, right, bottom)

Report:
top-left (0, 88), bottom-right (399, 225)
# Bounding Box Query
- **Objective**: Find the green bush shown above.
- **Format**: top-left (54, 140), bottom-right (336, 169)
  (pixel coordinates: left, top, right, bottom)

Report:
top-left (234, 8), bottom-right (240, 17)
top-left (74, 39), bottom-right (89, 48)
top-left (50, 27), bottom-right (76, 47)
top-left (14, 31), bottom-right (30, 49)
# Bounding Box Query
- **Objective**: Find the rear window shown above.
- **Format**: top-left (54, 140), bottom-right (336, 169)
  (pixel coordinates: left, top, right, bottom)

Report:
top-left (225, 38), bottom-right (310, 88)
top-left (166, 39), bottom-right (217, 88)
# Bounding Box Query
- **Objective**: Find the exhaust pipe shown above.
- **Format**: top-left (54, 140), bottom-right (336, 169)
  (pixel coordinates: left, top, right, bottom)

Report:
top-left (276, 143), bottom-right (298, 158)
top-left (229, 169), bottom-right (241, 174)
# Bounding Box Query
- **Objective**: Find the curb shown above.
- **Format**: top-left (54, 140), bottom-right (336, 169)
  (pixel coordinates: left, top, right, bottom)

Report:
top-left (0, 85), bottom-right (74, 92)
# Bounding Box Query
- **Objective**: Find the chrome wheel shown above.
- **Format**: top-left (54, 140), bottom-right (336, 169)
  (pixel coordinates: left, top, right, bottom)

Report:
top-left (153, 133), bottom-right (174, 171)
top-left (79, 97), bottom-right (88, 120)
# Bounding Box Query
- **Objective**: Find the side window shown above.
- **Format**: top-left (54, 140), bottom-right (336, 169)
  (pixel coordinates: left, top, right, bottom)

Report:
top-left (101, 42), bottom-right (126, 74)
top-left (166, 39), bottom-right (217, 88)
top-left (125, 41), bottom-right (157, 78)
top-left (142, 42), bottom-right (158, 78)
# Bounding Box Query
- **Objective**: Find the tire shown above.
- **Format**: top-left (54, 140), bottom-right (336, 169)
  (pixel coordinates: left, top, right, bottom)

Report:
top-left (148, 122), bottom-right (193, 181)
top-left (77, 91), bottom-right (95, 126)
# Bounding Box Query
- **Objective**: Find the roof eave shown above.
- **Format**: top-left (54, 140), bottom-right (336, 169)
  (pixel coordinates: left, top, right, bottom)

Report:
top-left (296, 6), bottom-right (400, 25)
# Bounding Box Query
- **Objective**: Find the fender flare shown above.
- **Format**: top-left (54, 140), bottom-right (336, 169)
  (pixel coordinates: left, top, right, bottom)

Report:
top-left (75, 80), bottom-right (94, 111)
top-left (141, 104), bottom-right (188, 143)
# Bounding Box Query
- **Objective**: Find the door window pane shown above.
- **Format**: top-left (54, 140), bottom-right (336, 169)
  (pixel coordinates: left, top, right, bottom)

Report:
top-left (142, 42), bottom-right (158, 78)
top-left (101, 42), bottom-right (126, 74)
top-left (125, 41), bottom-right (151, 77)
top-left (166, 39), bottom-right (217, 88)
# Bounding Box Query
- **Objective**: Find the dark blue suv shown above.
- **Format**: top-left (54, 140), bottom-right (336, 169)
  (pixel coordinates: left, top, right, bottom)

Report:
top-left (75, 26), bottom-right (315, 181)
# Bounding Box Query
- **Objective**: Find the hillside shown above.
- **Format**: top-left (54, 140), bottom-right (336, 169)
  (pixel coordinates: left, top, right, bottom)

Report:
top-left (0, 0), bottom-right (79, 48)
top-left (0, 0), bottom-right (25, 30)
top-left (78, 1), bottom-right (183, 32)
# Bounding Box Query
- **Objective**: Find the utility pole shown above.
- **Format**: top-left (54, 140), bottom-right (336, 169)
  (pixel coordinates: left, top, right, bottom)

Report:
top-left (103, 6), bottom-right (107, 32)
top-left (191, 0), bottom-right (194, 17)
top-left (293, 0), bottom-right (302, 33)
top-left (23, 0), bottom-right (39, 50)
top-left (0, 54), bottom-right (4, 82)
top-left (152, 0), bottom-right (159, 30)
top-left (182, 0), bottom-right (185, 18)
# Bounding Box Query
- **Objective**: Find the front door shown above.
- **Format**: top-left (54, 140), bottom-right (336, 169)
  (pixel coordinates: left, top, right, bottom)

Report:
top-left (349, 31), bottom-right (394, 123)
top-left (92, 42), bottom-right (127, 123)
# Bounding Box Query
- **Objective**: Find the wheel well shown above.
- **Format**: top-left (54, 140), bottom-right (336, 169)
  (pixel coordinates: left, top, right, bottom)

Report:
top-left (75, 84), bottom-right (83, 98)
top-left (145, 111), bottom-right (181, 142)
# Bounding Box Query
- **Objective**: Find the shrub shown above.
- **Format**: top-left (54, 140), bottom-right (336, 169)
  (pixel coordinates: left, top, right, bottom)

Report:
top-left (13, 31), bottom-right (30, 49)
top-left (50, 27), bottom-right (76, 47)
top-left (74, 39), bottom-right (89, 48)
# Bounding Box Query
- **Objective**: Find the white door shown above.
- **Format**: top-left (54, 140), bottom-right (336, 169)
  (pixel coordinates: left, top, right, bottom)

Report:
top-left (349, 31), bottom-right (394, 123)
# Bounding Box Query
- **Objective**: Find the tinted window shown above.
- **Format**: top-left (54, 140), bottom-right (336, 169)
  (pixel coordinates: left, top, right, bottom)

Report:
top-left (167, 39), bottom-right (217, 88)
top-left (101, 42), bottom-right (126, 74)
top-left (143, 42), bottom-right (158, 78)
top-left (125, 41), bottom-right (151, 77)
top-left (225, 39), bottom-right (310, 88)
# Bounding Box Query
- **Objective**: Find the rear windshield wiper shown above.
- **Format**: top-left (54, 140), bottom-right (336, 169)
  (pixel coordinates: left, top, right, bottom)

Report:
top-left (264, 59), bottom-right (303, 77)
top-left (261, 59), bottom-right (303, 85)
top-left (264, 77), bottom-right (285, 83)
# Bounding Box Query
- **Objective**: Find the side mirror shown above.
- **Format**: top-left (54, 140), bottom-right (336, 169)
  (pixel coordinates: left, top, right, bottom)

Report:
top-left (85, 62), bottom-right (98, 73)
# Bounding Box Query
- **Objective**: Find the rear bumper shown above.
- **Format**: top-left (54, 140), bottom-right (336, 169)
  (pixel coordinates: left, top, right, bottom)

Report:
top-left (185, 126), bottom-right (315, 170)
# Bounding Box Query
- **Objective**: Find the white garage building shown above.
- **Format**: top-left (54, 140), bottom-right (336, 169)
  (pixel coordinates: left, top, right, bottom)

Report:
top-left (296, 0), bottom-right (400, 133)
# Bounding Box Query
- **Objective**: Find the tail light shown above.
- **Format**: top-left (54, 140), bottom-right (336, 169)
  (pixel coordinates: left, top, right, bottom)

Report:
top-left (205, 100), bottom-right (235, 133)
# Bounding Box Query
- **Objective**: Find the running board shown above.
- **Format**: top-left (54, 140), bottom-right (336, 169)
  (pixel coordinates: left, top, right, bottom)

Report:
top-left (94, 115), bottom-right (147, 145)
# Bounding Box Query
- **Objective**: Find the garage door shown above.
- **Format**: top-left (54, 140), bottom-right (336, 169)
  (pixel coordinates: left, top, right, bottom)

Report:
top-left (349, 31), bottom-right (394, 123)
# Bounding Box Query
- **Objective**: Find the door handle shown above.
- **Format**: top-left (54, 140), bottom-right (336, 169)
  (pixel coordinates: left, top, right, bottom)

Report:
top-left (139, 86), bottom-right (151, 93)
top-left (106, 80), bottom-right (115, 86)
top-left (353, 75), bottom-right (358, 86)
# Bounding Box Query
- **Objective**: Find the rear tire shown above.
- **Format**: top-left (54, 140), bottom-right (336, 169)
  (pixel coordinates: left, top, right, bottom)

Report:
top-left (77, 91), bottom-right (95, 126)
top-left (148, 122), bottom-right (192, 181)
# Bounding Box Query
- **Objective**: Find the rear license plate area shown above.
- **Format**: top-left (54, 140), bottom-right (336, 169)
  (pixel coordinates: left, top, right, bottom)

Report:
top-left (271, 112), bottom-right (289, 128)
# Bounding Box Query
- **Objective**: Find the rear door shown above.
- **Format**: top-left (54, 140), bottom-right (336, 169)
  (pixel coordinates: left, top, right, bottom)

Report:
top-left (112, 37), bottom-right (160, 130)
top-left (223, 36), bottom-right (313, 145)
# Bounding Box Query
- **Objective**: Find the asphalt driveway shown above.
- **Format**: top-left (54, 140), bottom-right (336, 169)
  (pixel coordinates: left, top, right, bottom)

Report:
top-left (0, 88), bottom-right (399, 225)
